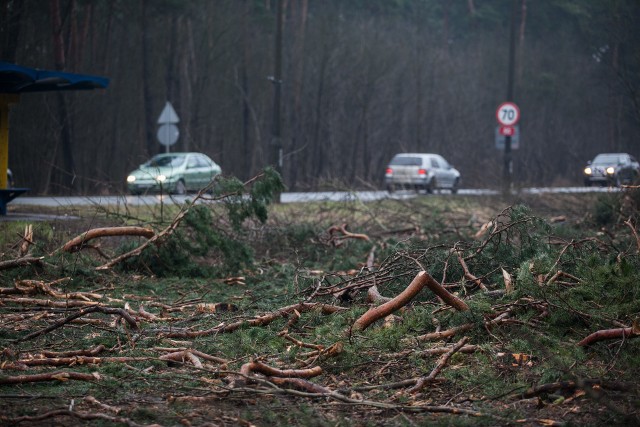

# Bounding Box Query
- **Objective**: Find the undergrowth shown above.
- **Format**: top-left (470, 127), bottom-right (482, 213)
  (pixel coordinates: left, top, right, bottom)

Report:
top-left (1, 188), bottom-right (639, 426)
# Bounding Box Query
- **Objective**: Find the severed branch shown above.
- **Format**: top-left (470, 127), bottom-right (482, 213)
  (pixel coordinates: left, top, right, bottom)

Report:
top-left (159, 349), bottom-right (228, 367)
top-left (624, 217), bottom-right (640, 253)
top-left (408, 336), bottom-right (470, 393)
top-left (352, 271), bottom-right (429, 332)
top-left (414, 323), bottom-right (474, 342)
top-left (96, 173), bottom-right (264, 270)
top-left (16, 306), bottom-right (138, 342)
top-left (423, 272), bottom-right (470, 311)
top-left (159, 302), bottom-right (346, 339)
top-left (268, 376), bottom-right (330, 393)
top-left (1, 409), bottom-right (152, 427)
top-left (324, 223), bottom-right (370, 247)
top-left (513, 379), bottom-right (633, 399)
top-left (19, 224), bottom-right (33, 256)
top-left (353, 271), bottom-right (469, 332)
top-left (0, 256), bottom-right (44, 271)
top-left (457, 251), bottom-right (488, 291)
top-left (577, 326), bottom-right (638, 347)
top-left (241, 360), bottom-right (323, 379)
top-left (0, 371), bottom-right (101, 385)
top-left (61, 226), bottom-right (155, 253)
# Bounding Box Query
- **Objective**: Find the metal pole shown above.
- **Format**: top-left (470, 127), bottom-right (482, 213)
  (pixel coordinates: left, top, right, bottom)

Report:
top-left (503, 0), bottom-right (517, 194)
top-left (270, 0), bottom-right (283, 177)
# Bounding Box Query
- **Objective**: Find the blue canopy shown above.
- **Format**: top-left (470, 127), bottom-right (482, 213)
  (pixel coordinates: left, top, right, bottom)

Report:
top-left (0, 61), bottom-right (109, 93)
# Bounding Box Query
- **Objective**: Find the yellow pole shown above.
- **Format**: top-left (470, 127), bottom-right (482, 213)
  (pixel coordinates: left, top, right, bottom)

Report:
top-left (0, 94), bottom-right (20, 189)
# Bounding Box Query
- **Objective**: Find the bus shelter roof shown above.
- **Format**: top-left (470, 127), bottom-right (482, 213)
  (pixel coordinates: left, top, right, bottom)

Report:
top-left (0, 61), bottom-right (109, 93)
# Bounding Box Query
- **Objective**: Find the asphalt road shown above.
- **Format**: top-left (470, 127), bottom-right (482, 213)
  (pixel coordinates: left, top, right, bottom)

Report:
top-left (7, 186), bottom-right (620, 208)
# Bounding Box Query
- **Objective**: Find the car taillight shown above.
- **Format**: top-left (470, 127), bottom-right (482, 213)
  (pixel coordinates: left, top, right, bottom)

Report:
top-left (385, 168), bottom-right (393, 176)
top-left (418, 168), bottom-right (427, 176)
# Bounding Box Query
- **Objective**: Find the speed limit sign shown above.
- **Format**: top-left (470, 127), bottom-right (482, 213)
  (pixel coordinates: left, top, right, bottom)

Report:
top-left (496, 102), bottom-right (520, 126)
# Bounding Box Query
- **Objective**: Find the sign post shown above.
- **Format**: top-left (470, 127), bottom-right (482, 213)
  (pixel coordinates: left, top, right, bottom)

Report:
top-left (157, 101), bottom-right (180, 152)
top-left (496, 101), bottom-right (519, 193)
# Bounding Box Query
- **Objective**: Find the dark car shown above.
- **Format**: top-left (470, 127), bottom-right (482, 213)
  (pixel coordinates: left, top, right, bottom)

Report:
top-left (583, 153), bottom-right (640, 187)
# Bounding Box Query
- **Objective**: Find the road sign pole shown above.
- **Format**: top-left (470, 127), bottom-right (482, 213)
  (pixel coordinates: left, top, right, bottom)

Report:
top-left (503, 0), bottom-right (517, 195)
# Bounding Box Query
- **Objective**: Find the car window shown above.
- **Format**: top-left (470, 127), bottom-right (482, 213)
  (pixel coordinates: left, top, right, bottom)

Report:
top-left (148, 155), bottom-right (185, 168)
top-left (631, 156), bottom-right (638, 164)
top-left (430, 158), bottom-right (440, 168)
top-left (187, 157), bottom-right (199, 168)
top-left (593, 154), bottom-right (621, 165)
top-left (390, 156), bottom-right (422, 166)
top-left (196, 156), bottom-right (211, 167)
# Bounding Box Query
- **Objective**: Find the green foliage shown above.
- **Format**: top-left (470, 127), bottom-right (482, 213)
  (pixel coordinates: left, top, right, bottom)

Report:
top-left (119, 170), bottom-right (283, 276)
top-left (593, 194), bottom-right (620, 226)
top-left (217, 167), bottom-right (284, 231)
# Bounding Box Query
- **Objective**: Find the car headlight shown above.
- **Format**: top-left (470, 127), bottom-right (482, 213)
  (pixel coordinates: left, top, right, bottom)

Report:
top-left (606, 167), bottom-right (615, 175)
top-left (156, 174), bottom-right (167, 183)
top-left (127, 175), bottom-right (136, 183)
top-left (584, 167), bottom-right (591, 175)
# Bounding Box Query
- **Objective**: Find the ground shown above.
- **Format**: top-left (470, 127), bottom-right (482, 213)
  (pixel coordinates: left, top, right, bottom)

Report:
top-left (0, 190), bottom-right (638, 426)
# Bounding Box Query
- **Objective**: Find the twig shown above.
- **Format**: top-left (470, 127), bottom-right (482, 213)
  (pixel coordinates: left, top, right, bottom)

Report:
top-left (408, 336), bottom-right (470, 393)
top-left (624, 217), bottom-right (640, 253)
top-left (16, 306), bottom-right (138, 342)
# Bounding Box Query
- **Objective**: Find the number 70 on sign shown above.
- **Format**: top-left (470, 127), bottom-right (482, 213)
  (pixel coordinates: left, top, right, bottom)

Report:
top-left (496, 102), bottom-right (520, 126)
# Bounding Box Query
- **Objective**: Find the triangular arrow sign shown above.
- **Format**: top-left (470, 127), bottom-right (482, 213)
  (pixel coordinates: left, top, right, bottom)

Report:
top-left (158, 101), bottom-right (180, 124)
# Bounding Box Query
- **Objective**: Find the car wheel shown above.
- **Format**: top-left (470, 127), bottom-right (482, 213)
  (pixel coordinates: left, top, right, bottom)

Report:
top-left (386, 184), bottom-right (395, 194)
top-left (451, 178), bottom-right (459, 194)
top-left (174, 180), bottom-right (187, 195)
top-left (426, 179), bottom-right (435, 194)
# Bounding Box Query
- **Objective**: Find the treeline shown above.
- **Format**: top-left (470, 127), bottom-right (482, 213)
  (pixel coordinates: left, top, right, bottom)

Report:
top-left (1, 0), bottom-right (639, 194)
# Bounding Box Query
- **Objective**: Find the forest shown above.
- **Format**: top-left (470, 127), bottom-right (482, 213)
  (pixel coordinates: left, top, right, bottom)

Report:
top-left (1, 0), bottom-right (640, 195)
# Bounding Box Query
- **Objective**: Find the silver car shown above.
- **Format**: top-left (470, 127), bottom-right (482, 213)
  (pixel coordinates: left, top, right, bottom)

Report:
top-left (583, 153), bottom-right (640, 187)
top-left (385, 153), bottom-right (460, 194)
top-left (126, 152), bottom-right (222, 195)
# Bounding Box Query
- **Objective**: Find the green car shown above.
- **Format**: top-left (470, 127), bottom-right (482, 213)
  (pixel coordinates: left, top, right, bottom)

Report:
top-left (126, 152), bottom-right (221, 195)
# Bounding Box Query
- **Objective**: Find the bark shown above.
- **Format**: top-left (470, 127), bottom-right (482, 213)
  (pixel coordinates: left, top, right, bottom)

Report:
top-left (41, 345), bottom-right (106, 358)
top-left (577, 327), bottom-right (637, 347)
top-left (160, 302), bottom-right (346, 339)
top-left (16, 306), bottom-right (138, 342)
top-left (325, 224), bottom-right (370, 247)
top-left (269, 376), bottom-right (330, 393)
top-left (62, 226), bottom-right (155, 252)
top-left (2, 409), bottom-right (147, 427)
top-left (516, 379), bottom-right (633, 399)
top-left (352, 271), bottom-right (428, 332)
top-left (0, 371), bottom-right (101, 384)
top-left (457, 251), bottom-right (488, 291)
top-left (415, 323), bottom-right (474, 342)
top-left (241, 360), bottom-right (322, 379)
top-left (0, 256), bottom-right (44, 271)
top-left (159, 349), bottom-right (228, 366)
top-left (353, 271), bottom-right (469, 332)
top-left (2, 356), bottom-right (150, 369)
top-left (423, 272), bottom-right (470, 312)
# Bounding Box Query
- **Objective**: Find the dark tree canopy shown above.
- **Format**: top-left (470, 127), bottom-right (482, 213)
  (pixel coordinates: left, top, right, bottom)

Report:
top-left (1, 0), bottom-right (639, 194)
